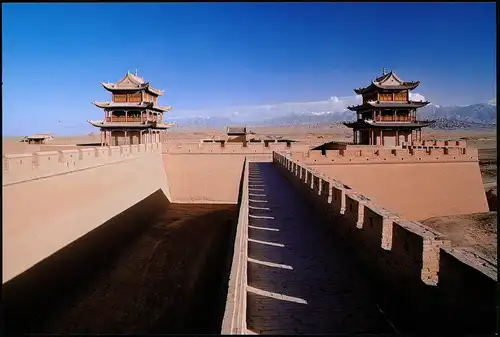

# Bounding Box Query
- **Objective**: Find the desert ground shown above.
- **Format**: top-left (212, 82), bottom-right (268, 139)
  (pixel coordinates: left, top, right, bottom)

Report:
top-left (3, 125), bottom-right (497, 264)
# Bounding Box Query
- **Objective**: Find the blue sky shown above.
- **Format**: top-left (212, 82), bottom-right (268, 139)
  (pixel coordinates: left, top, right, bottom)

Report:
top-left (2, 2), bottom-right (496, 135)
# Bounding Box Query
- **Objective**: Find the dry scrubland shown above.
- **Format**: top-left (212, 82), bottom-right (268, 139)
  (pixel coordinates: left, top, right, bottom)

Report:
top-left (3, 125), bottom-right (496, 263)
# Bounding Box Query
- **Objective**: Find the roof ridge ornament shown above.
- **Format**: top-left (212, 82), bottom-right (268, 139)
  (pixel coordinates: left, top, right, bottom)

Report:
top-left (382, 68), bottom-right (386, 75)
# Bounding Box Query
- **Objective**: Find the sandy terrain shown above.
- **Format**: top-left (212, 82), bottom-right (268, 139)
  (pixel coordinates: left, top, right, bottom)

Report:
top-left (422, 212), bottom-right (497, 263)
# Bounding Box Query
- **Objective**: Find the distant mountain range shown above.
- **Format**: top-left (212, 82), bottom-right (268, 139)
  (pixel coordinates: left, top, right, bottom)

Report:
top-left (169, 101), bottom-right (497, 130)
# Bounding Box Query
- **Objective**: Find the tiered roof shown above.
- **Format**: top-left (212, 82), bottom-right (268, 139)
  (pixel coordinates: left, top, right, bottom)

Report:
top-left (347, 100), bottom-right (429, 111)
top-left (87, 120), bottom-right (175, 129)
top-left (101, 72), bottom-right (164, 96)
top-left (92, 101), bottom-right (172, 113)
top-left (354, 70), bottom-right (420, 94)
top-left (343, 120), bottom-right (434, 129)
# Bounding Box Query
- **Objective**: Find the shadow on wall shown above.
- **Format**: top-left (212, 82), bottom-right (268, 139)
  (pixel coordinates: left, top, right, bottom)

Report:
top-left (486, 189), bottom-right (497, 211)
top-left (76, 143), bottom-right (102, 147)
top-left (3, 190), bottom-right (239, 334)
top-left (3, 189), bottom-right (171, 335)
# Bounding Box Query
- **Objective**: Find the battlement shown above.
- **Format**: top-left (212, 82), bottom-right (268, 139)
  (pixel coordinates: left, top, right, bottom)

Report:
top-left (3, 143), bottom-right (162, 186)
top-left (162, 141), bottom-right (295, 154)
top-left (407, 139), bottom-right (467, 148)
top-left (273, 151), bottom-right (496, 320)
top-left (293, 146), bottom-right (478, 164)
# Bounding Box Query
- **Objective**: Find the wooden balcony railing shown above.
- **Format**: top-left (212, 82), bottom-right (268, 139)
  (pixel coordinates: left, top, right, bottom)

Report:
top-left (106, 117), bottom-right (142, 123)
top-left (105, 116), bottom-right (162, 123)
top-left (375, 116), bottom-right (415, 122)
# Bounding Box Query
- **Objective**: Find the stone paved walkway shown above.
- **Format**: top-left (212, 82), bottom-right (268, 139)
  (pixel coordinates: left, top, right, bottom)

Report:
top-left (246, 162), bottom-right (396, 335)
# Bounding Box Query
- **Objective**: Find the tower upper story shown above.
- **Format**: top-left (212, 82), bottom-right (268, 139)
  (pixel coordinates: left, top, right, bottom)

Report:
top-left (92, 71), bottom-right (171, 113)
top-left (347, 69), bottom-right (430, 113)
top-left (100, 71), bottom-right (165, 105)
top-left (354, 69), bottom-right (421, 104)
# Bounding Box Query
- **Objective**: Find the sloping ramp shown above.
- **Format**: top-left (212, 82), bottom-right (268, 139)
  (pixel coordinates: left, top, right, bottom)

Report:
top-left (246, 162), bottom-right (395, 334)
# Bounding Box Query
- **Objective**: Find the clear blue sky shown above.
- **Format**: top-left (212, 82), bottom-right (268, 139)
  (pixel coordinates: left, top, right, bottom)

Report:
top-left (2, 2), bottom-right (496, 135)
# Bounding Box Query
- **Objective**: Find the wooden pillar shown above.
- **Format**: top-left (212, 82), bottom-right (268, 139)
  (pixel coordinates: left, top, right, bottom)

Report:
top-left (380, 130), bottom-right (383, 146)
top-left (125, 110), bottom-right (128, 123)
top-left (104, 109), bottom-right (107, 122)
top-left (393, 109), bottom-right (396, 121)
top-left (395, 129), bottom-right (399, 146)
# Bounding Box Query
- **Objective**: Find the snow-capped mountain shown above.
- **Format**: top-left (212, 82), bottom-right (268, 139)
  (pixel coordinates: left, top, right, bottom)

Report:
top-left (168, 100), bottom-right (496, 129)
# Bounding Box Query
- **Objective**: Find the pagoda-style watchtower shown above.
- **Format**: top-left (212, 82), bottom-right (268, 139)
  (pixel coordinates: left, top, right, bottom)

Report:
top-left (88, 71), bottom-right (174, 146)
top-left (344, 69), bottom-right (434, 146)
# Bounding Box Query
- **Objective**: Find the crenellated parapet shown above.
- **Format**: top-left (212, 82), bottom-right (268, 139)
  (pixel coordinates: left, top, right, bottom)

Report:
top-left (272, 150), bottom-right (496, 328)
top-left (162, 141), bottom-right (304, 154)
top-left (3, 143), bottom-right (162, 186)
top-left (293, 146), bottom-right (478, 164)
top-left (407, 139), bottom-right (467, 148)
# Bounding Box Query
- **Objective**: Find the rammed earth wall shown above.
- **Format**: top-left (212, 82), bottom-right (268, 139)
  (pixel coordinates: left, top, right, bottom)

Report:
top-left (2, 143), bottom-right (171, 283)
top-left (292, 147), bottom-right (488, 220)
top-left (161, 142), bottom-right (310, 203)
top-left (273, 151), bottom-right (497, 333)
top-left (2, 142), bottom-right (283, 283)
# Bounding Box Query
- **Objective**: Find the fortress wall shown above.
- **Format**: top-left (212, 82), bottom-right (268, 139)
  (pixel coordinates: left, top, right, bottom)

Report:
top-left (297, 148), bottom-right (487, 220)
top-left (410, 139), bottom-right (467, 148)
top-left (273, 151), bottom-right (497, 332)
top-left (437, 247), bottom-right (497, 327)
top-left (221, 158), bottom-right (249, 334)
top-left (3, 143), bottom-right (171, 283)
top-left (162, 153), bottom-right (248, 203)
top-left (163, 141), bottom-right (313, 154)
top-left (296, 146), bottom-right (477, 164)
top-left (161, 143), bottom-right (289, 203)
top-left (3, 142), bottom-right (163, 185)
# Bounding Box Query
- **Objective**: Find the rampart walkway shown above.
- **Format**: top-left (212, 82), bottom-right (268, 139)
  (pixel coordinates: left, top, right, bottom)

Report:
top-left (245, 162), bottom-right (395, 334)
